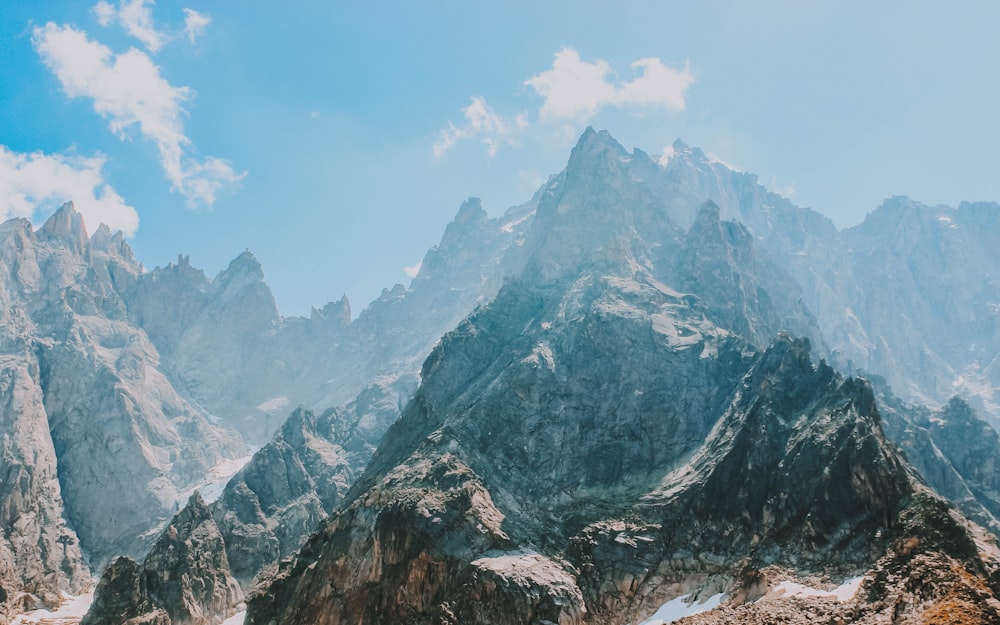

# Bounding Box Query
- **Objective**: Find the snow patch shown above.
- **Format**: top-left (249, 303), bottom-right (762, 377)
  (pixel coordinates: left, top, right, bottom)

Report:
top-left (403, 261), bottom-right (422, 279)
top-left (470, 551), bottom-right (580, 593)
top-left (651, 313), bottom-right (702, 349)
top-left (178, 454), bottom-right (254, 505)
top-left (500, 211), bottom-right (533, 233)
top-left (221, 610), bottom-right (246, 625)
top-left (637, 592), bottom-right (725, 624)
top-left (12, 591), bottom-right (94, 625)
top-left (256, 396), bottom-right (289, 413)
top-left (523, 343), bottom-right (556, 372)
top-left (772, 576), bottom-right (864, 602)
top-left (658, 145), bottom-right (676, 167)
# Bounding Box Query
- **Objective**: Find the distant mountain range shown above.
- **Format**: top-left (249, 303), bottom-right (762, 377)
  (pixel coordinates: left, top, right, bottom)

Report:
top-left (2, 128), bottom-right (999, 623)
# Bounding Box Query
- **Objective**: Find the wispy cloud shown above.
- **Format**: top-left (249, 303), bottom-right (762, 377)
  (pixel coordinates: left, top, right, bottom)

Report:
top-left (403, 261), bottom-right (422, 279)
top-left (182, 8), bottom-right (211, 44)
top-left (526, 48), bottom-right (694, 123)
top-left (706, 152), bottom-right (740, 172)
top-left (658, 144), bottom-right (677, 167)
top-left (93, 1), bottom-right (210, 51)
top-left (93, 0), bottom-right (165, 52)
top-left (433, 97), bottom-right (527, 158)
top-left (434, 48), bottom-right (694, 158)
top-left (0, 146), bottom-right (139, 235)
top-left (769, 176), bottom-right (796, 199)
top-left (33, 22), bottom-right (244, 207)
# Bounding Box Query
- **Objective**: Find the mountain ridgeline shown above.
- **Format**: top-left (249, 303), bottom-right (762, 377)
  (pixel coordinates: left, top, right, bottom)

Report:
top-left (238, 130), bottom-right (1000, 625)
top-left (1, 127), bottom-right (1000, 623)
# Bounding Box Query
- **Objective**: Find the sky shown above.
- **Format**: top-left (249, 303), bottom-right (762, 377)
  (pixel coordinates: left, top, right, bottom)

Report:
top-left (2, 1), bottom-right (1000, 316)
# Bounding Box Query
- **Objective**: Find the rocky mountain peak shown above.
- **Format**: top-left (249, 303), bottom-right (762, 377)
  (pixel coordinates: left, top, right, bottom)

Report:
top-left (516, 130), bottom-right (676, 284)
top-left (311, 294), bottom-right (351, 325)
top-left (854, 195), bottom-right (948, 238)
top-left (686, 199), bottom-right (751, 244)
top-left (665, 137), bottom-right (712, 166)
top-left (90, 223), bottom-right (137, 265)
top-left (211, 249), bottom-right (279, 323)
top-left (84, 491), bottom-right (243, 625)
top-left (38, 201), bottom-right (88, 253)
top-left (217, 249), bottom-right (266, 285)
top-left (957, 200), bottom-right (1000, 227)
top-left (453, 196), bottom-right (487, 225)
top-left (565, 126), bottom-right (629, 174)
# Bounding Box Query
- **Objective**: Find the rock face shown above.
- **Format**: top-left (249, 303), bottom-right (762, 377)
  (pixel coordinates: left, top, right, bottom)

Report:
top-left (0, 184), bottom-right (535, 622)
top-left (123, 196), bottom-right (535, 446)
top-left (244, 130), bottom-right (1000, 625)
top-left (627, 143), bottom-right (1000, 426)
top-left (213, 373), bottom-right (415, 586)
top-left (838, 198), bottom-right (1000, 419)
top-left (0, 354), bottom-right (89, 620)
top-left (0, 203), bottom-right (247, 618)
top-left (11, 127), bottom-right (1000, 625)
top-left (244, 282), bottom-right (999, 625)
top-left (82, 493), bottom-right (242, 625)
top-left (878, 390), bottom-right (1000, 536)
top-left (87, 374), bottom-right (417, 623)
top-left (0, 184), bottom-right (534, 593)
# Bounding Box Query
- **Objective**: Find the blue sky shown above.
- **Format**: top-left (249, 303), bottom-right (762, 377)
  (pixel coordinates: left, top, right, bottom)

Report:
top-left (2, 1), bottom-right (999, 315)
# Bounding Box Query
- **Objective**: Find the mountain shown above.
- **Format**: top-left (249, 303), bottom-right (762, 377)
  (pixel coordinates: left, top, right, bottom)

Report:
top-left (626, 145), bottom-right (1000, 426)
top-left (123, 196), bottom-right (535, 445)
top-left (240, 129), bottom-right (1000, 624)
top-left (83, 374), bottom-right (416, 623)
top-left (0, 179), bottom-right (540, 622)
top-left (212, 373), bottom-right (415, 586)
top-left (839, 198), bottom-right (1000, 416)
top-left (0, 204), bottom-right (242, 582)
top-left (81, 493), bottom-right (242, 625)
top-left (877, 389), bottom-right (1000, 536)
top-left (10, 127), bottom-right (1000, 624)
top-left (0, 182), bottom-right (535, 578)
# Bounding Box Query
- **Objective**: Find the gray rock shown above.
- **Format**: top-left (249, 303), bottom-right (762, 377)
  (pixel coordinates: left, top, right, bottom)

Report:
top-left (83, 493), bottom-right (242, 625)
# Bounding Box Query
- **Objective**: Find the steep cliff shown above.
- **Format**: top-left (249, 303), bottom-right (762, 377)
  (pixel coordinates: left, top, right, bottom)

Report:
top-left (0, 204), bottom-right (242, 602)
top-left (82, 493), bottom-right (242, 625)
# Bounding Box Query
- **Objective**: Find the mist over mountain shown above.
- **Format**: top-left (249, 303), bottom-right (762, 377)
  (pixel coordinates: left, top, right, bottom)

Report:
top-left (3, 128), bottom-right (1000, 623)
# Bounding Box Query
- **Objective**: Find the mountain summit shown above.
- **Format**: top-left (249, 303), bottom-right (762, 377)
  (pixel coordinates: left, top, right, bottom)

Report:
top-left (237, 130), bottom-right (1000, 625)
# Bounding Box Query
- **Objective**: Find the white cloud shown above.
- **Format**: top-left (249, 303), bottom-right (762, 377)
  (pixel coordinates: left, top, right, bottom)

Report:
top-left (614, 57), bottom-right (692, 111)
top-left (769, 176), bottom-right (796, 199)
top-left (93, 1), bottom-right (116, 25)
top-left (524, 49), bottom-right (616, 122)
top-left (658, 144), bottom-right (677, 167)
top-left (525, 48), bottom-right (694, 123)
top-left (33, 22), bottom-right (244, 207)
top-left (182, 8), bottom-right (211, 44)
top-left (433, 96), bottom-right (524, 158)
top-left (0, 146), bottom-right (139, 236)
top-left (93, 2), bottom-right (211, 50)
top-left (706, 152), bottom-right (740, 171)
top-left (403, 261), bottom-right (422, 278)
top-left (92, 0), bottom-right (164, 52)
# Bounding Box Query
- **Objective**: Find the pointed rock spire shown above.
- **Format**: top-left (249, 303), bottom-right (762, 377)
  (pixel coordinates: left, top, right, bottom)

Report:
top-left (39, 202), bottom-right (88, 253)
